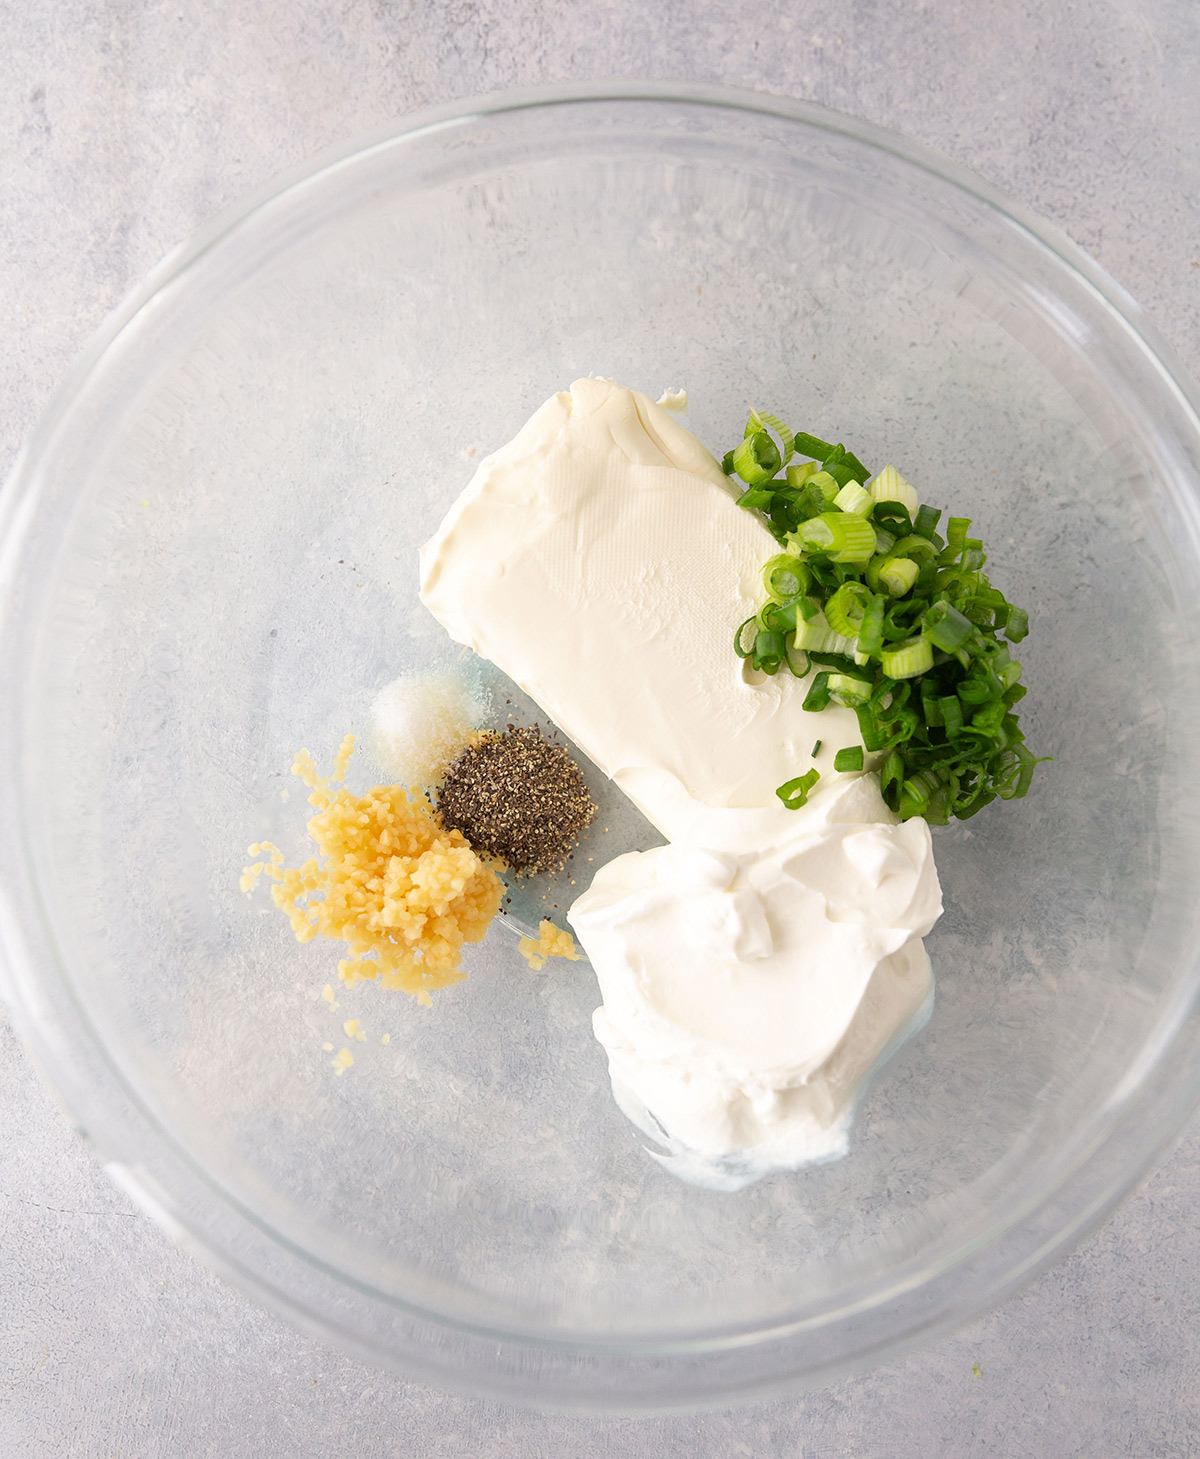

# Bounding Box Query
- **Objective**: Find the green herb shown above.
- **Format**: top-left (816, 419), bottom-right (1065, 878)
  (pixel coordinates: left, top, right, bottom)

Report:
top-left (776, 769), bottom-right (821, 810)
top-left (727, 411), bottom-right (1046, 822)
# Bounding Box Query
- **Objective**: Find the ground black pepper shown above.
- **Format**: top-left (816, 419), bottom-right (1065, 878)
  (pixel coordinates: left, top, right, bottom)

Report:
top-left (437, 724), bottom-right (596, 876)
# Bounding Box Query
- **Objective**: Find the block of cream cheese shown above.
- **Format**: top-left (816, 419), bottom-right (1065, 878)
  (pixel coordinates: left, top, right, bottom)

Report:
top-left (419, 377), bottom-right (860, 846)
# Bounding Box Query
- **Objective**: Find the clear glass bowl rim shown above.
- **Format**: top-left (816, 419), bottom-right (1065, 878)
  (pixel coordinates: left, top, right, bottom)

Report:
top-left (2, 79), bottom-right (1200, 1409)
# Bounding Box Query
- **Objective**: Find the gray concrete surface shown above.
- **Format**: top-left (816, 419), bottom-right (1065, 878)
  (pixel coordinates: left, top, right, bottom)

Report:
top-left (3, 2), bottom-right (1200, 1454)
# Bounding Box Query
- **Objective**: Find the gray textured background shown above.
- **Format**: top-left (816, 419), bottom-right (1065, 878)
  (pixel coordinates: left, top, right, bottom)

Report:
top-left (3, 2), bottom-right (1200, 1455)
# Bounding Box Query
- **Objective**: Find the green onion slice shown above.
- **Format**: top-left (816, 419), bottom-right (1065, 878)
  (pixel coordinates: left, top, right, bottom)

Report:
top-left (734, 616), bottom-right (758, 658)
top-left (913, 503), bottom-right (942, 538)
top-left (797, 511), bottom-right (876, 563)
top-left (747, 410), bottom-right (795, 466)
top-left (880, 636), bottom-right (935, 679)
top-left (823, 581), bottom-right (874, 639)
top-left (762, 553), bottom-right (808, 601)
top-left (834, 745), bottom-right (865, 773)
top-left (880, 750), bottom-right (905, 810)
top-left (833, 480), bottom-right (872, 516)
top-left (753, 628), bottom-right (786, 674)
top-left (922, 599), bottom-right (974, 651)
top-left (786, 460), bottom-right (818, 489)
top-left (803, 671), bottom-right (832, 713)
top-left (857, 593), bottom-right (885, 658)
top-left (879, 556), bottom-right (920, 598)
top-left (792, 430), bottom-right (835, 461)
top-left (760, 599), bottom-right (799, 633)
top-left (731, 431), bottom-right (781, 487)
top-left (794, 615), bottom-right (858, 656)
top-left (827, 673), bottom-right (873, 708)
top-left (868, 464), bottom-right (919, 515)
top-left (808, 470), bottom-right (841, 503)
top-left (1005, 606), bottom-right (1029, 642)
top-left (776, 768), bottom-right (821, 810)
top-left (784, 639), bottom-right (810, 678)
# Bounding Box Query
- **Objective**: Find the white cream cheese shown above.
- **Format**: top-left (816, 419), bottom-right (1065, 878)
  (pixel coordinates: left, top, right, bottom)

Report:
top-left (419, 376), bottom-right (861, 831)
top-left (419, 378), bottom-right (943, 1187)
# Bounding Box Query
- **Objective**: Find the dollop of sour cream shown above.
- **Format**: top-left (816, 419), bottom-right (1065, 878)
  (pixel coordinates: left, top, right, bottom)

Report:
top-left (572, 774), bottom-right (940, 1189)
top-left (420, 378), bottom-right (943, 1188)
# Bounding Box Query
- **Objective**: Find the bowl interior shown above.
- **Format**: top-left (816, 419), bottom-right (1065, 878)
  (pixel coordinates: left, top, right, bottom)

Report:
top-left (6, 95), bottom-right (1200, 1361)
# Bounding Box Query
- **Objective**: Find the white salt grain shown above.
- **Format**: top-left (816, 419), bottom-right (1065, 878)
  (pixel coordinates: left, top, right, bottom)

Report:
top-left (368, 671), bottom-right (486, 789)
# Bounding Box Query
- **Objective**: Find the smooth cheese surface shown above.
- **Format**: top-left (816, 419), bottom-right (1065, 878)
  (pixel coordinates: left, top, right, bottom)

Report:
top-left (419, 377), bottom-right (859, 839)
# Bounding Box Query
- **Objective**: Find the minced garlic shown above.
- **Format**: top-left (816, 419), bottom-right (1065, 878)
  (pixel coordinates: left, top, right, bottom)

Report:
top-left (242, 735), bottom-right (503, 1005)
top-left (518, 919), bottom-right (581, 972)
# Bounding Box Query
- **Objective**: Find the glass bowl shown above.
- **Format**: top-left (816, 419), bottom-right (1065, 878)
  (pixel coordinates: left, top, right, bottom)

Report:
top-left (2, 83), bottom-right (1200, 1412)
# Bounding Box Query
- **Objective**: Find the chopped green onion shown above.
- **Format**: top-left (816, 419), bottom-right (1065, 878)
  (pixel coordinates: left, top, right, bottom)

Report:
top-left (786, 460), bottom-right (818, 489)
top-left (871, 500), bottom-right (914, 536)
top-left (731, 431), bottom-right (781, 486)
top-left (784, 639), bottom-right (810, 678)
top-left (795, 482), bottom-right (833, 520)
top-left (797, 511), bottom-right (876, 563)
top-left (803, 671), bottom-right (832, 713)
top-left (833, 480), bottom-right (872, 515)
top-left (971, 699), bottom-right (1008, 733)
top-left (884, 598), bottom-right (927, 640)
top-left (879, 750), bottom-right (905, 810)
top-left (880, 636), bottom-right (934, 679)
top-left (868, 465), bottom-right (919, 516)
top-left (879, 556), bottom-right (920, 598)
top-left (727, 410), bottom-right (1040, 822)
top-left (1005, 606), bottom-right (1029, 642)
top-left (857, 593), bottom-right (885, 658)
top-left (760, 599), bottom-right (799, 633)
top-left (734, 616), bottom-right (758, 658)
top-left (939, 695), bottom-right (964, 737)
top-left (841, 448), bottom-right (871, 480)
top-left (942, 517), bottom-right (971, 560)
top-left (792, 430), bottom-right (835, 461)
top-left (808, 470), bottom-right (841, 503)
top-left (762, 553), bottom-right (808, 601)
top-left (736, 486), bottom-right (777, 514)
top-left (913, 504), bottom-right (942, 538)
top-left (897, 768), bottom-right (941, 819)
top-left (753, 628), bottom-right (786, 673)
top-left (827, 673), bottom-right (873, 708)
top-left (811, 739), bottom-right (822, 756)
top-left (776, 769), bottom-right (820, 810)
top-left (824, 581), bottom-right (874, 639)
top-left (747, 410), bottom-right (795, 466)
top-left (809, 650), bottom-right (861, 671)
top-left (961, 541), bottom-right (987, 572)
top-left (794, 615), bottom-right (858, 655)
top-left (922, 599), bottom-right (974, 651)
top-left (890, 534), bottom-right (938, 563)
